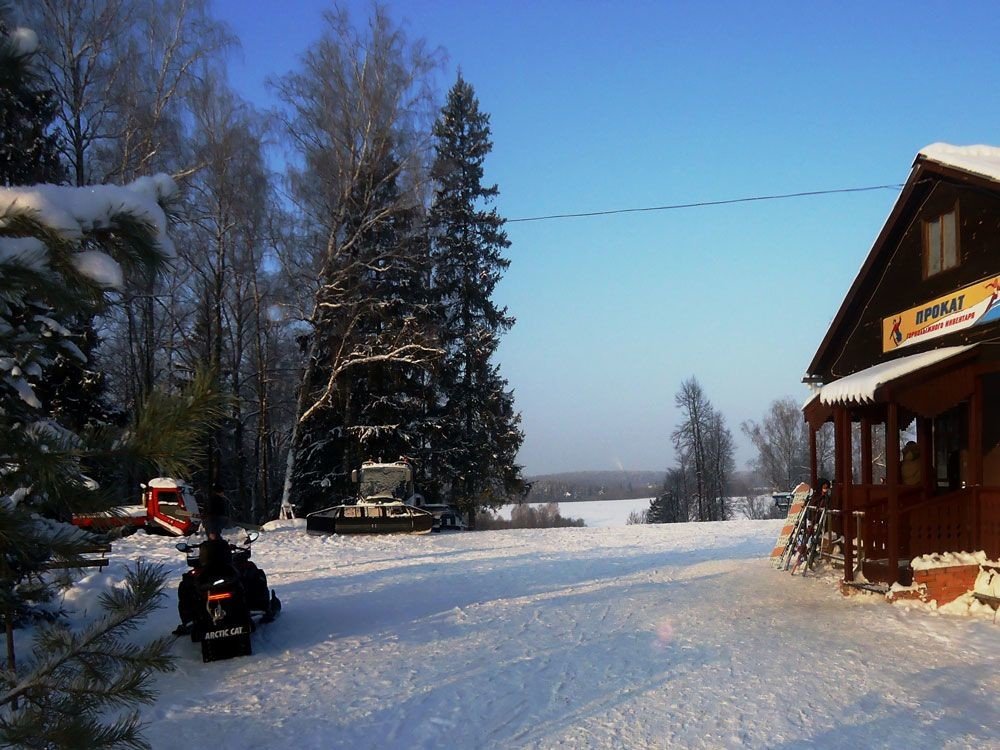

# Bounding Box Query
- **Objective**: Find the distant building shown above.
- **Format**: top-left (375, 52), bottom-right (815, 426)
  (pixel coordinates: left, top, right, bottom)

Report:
top-left (803, 144), bottom-right (1000, 585)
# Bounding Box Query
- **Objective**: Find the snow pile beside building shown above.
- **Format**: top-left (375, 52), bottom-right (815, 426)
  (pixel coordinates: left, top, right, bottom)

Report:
top-left (910, 550), bottom-right (989, 570)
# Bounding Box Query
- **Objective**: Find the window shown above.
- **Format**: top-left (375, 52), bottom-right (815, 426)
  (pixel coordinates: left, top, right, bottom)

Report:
top-left (923, 205), bottom-right (959, 277)
top-left (157, 490), bottom-right (180, 518)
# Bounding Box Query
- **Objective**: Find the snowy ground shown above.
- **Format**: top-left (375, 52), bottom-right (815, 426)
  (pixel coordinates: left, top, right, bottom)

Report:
top-left (51, 520), bottom-right (1000, 749)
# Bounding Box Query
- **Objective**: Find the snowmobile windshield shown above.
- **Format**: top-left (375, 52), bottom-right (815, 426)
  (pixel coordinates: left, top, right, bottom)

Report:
top-left (360, 468), bottom-right (411, 500)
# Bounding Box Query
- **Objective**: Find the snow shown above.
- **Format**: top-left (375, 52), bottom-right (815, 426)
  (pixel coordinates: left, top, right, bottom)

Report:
top-left (919, 143), bottom-right (1000, 183)
top-left (974, 566), bottom-right (1000, 599)
top-left (497, 497), bottom-right (652, 526)
top-left (911, 550), bottom-right (990, 571)
top-left (148, 477), bottom-right (187, 489)
top-left (0, 175), bottom-right (177, 261)
top-left (9, 27), bottom-right (38, 57)
top-left (6, 374), bottom-right (40, 408)
top-left (36, 520), bottom-right (1000, 749)
top-left (70, 249), bottom-right (124, 288)
top-left (818, 345), bottom-right (973, 404)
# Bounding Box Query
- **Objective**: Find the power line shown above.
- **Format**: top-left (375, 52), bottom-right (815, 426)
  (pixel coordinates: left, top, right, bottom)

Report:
top-left (506, 184), bottom-right (904, 223)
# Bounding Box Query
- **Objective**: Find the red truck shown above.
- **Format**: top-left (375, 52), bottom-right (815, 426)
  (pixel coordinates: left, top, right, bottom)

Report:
top-left (72, 477), bottom-right (201, 537)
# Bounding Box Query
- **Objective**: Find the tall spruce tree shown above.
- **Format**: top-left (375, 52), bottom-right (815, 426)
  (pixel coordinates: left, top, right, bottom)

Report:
top-left (427, 74), bottom-right (524, 526)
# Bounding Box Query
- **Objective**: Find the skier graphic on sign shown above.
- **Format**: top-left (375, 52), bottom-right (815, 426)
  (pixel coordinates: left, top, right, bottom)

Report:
top-left (889, 316), bottom-right (903, 346)
top-left (979, 279), bottom-right (1000, 326)
top-left (987, 279), bottom-right (1000, 311)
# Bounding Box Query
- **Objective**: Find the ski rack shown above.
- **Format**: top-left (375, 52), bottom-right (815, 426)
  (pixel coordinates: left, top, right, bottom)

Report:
top-left (789, 493), bottom-right (830, 575)
top-left (822, 509), bottom-right (867, 577)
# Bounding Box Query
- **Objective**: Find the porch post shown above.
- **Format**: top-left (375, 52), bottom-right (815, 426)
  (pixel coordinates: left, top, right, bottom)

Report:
top-left (838, 407), bottom-right (854, 583)
top-left (843, 410), bottom-right (853, 490)
top-left (970, 376), bottom-right (983, 550)
top-left (970, 376), bottom-right (983, 486)
top-left (861, 416), bottom-right (873, 486)
top-left (809, 427), bottom-right (818, 489)
top-left (887, 401), bottom-right (900, 585)
top-left (918, 417), bottom-right (933, 495)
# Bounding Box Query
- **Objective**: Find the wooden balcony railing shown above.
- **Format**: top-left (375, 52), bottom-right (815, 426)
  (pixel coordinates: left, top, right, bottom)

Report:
top-left (836, 485), bottom-right (1000, 584)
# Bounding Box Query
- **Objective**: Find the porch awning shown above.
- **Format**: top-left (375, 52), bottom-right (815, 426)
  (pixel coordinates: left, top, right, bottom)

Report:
top-left (817, 345), bottom-right (976, 406)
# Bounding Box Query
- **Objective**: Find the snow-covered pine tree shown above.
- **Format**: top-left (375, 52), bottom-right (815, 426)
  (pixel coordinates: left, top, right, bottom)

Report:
top-left (0, 5), bottom-right (117, 449)
top-left (0, 174), bottom-right (173, 747)
top-left (427, 74), bottom-right (524, 526)
top-left (0, 152), bottom-right (222, 744)
top-left (646, 493), bottom-right (667, 524)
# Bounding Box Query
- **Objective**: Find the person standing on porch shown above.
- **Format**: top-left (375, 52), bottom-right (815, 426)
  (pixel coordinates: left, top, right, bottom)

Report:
top-left (900, 441), bottom-right (921, 486)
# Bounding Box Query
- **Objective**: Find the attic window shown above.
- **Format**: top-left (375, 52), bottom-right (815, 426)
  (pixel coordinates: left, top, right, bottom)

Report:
top-left (923, 205), bottom-right (959, 277)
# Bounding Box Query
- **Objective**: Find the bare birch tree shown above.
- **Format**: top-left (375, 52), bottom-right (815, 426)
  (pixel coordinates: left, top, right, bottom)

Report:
top-left (670, 377), bottom-right (733, 521)
top-left (672, 377), bottom-right (709, 520)
top-left (742, 396), bottom-right (811, 490)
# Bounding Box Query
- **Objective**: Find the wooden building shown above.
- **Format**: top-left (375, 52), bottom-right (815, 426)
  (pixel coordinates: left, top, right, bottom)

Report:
top-left (803, 144), bottom-right (1000, 585)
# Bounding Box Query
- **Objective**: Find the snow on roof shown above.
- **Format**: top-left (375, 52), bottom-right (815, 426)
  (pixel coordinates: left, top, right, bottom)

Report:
top-left (818, 345), bottom-right (975, 405)
top-left (918, 143), bottom-right (1000, 183)
top-left (147, 477), bottom-right (184, 488)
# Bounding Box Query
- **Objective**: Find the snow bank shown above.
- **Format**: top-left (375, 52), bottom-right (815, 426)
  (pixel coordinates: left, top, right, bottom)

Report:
top-left (496, 497), bottom-right (652, 527)
top-left (974, 565), bottom-right (1000, 598)
top-left (261, 517), bottom-right (307, 532)
top-left (910, 550), bottom-right (989, 570)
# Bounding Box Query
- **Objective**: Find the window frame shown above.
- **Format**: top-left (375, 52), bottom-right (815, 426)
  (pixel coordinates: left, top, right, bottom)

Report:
top-left (922, 202), bottom-right (960, 279)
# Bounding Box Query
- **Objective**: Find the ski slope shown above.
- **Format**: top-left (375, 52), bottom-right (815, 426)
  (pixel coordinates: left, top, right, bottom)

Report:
top-left (62, 520), bottom-right (999, 749)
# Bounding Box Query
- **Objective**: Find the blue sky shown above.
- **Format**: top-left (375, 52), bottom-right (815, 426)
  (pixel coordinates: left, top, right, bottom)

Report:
top-left (212, 0), bottom-right (1000, 476)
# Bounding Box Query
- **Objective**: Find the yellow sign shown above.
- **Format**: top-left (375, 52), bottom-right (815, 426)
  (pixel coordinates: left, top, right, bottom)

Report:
top-left (883, 275), bottom-right (1000, 352)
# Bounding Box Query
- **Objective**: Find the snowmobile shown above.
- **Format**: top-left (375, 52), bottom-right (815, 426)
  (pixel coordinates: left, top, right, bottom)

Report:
top-left (174, 530), bottom-right (281, 662)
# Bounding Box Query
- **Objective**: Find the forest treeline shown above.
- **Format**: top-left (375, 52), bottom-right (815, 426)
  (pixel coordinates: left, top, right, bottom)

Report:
top-left (5, 0), bottom-right (525, 527)
top-left (525, 471), bottom-right (664, 502)
top-left (0, 4), bottom-right (527, 743)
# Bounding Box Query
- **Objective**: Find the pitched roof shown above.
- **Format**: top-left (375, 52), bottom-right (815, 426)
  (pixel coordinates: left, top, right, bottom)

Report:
top-left (805, 144), bottom-right (1000, 381)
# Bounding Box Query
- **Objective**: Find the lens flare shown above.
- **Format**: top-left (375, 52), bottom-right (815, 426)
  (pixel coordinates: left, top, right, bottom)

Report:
top-left (655, 617), bottom-right (675, 646)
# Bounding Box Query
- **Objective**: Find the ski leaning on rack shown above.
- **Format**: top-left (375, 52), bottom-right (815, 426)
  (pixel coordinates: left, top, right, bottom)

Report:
top-left (790, 491), bottom-right (830, 575)
top-left (775, 498), bottom-right (812, 571)
top-left (769, 483), bottom-right (813, 570)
